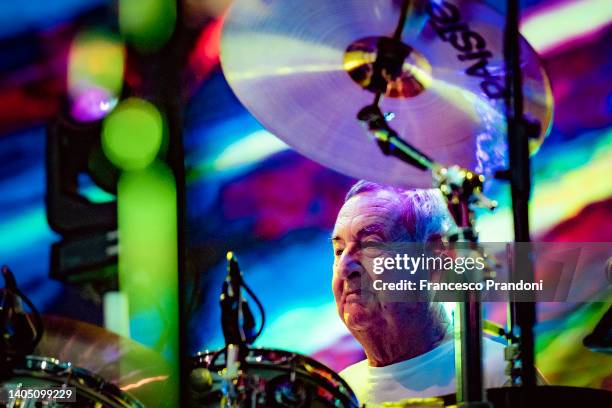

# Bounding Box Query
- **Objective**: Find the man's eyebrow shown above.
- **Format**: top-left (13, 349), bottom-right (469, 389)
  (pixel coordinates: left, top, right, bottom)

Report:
top-left (356, 223), bottom-right (386, 240)
top-left (330, 224), bottom-right (386, 243)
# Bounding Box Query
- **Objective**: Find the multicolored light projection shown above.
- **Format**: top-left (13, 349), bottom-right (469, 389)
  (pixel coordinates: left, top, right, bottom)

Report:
top-left (521, 0), bottom-right (612, 55)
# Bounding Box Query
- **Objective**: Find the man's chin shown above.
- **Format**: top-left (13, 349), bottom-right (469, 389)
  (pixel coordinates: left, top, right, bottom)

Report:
top-left (342, 303), bottom-right (375, 331)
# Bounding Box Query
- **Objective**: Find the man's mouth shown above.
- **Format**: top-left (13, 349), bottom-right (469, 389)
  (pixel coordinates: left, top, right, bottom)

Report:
top-left (344, 289), bottom-right (363, 304)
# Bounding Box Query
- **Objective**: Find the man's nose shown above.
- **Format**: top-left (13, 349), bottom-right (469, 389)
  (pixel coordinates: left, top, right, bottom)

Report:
top-left (337, 243), bottom-right (363, 280)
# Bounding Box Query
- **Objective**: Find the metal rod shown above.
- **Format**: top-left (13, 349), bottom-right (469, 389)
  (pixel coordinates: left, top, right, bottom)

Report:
top-left (504, 0), bottom-right (537, 388)
top-left (448, 198), bottom-right (488, 407)
top-left (455, 297), bottom-right (485, 405)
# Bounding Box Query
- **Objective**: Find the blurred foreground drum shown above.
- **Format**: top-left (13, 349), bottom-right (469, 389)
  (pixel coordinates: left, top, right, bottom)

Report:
top-left (35, 316), bottom-right (176, 407)
top-left (1, 355), bottom-right (143, 407)
top-left (189, 348), bottom-right (360, 407)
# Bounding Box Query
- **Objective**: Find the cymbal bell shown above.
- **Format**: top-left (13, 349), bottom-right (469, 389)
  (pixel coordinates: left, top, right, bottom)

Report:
top-left (220, 0), bottom-right (553, 188)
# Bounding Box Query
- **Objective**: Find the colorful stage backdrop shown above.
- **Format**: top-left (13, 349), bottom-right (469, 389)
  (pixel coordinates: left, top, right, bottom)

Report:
top-left (0, 0), bottom-right (610, 393)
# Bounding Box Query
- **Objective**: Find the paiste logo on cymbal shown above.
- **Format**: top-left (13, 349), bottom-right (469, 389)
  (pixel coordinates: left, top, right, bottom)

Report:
top-left (427, 0), bottom-right (506, 100)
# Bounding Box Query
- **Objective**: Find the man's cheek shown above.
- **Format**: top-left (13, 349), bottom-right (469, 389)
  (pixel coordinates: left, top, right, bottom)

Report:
top-left (362, 257), bottom-right (376, 279)
top-left (331, 275), bottom-right (342, 300)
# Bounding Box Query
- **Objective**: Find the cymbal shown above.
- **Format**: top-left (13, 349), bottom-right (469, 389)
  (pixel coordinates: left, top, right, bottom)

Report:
top-left (221, 0), bottom-right (553, 188)
top-left (35, 315), bottom-right (175, 406)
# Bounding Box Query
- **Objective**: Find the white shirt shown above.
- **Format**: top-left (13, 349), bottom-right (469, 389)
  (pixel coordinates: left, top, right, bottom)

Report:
top-left (340, 338), bottom-right (507, 407)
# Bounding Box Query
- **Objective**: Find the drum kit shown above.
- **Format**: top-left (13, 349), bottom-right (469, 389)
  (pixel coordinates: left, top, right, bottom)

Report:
top-left (196, 0), bottom-right (607, 407)
top-left (1, 0), bottom-right (609, 407)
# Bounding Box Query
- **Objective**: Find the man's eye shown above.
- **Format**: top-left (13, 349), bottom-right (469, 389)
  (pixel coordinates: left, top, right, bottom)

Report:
top-left (360, 237), bottom-right (382, 246)
top-left (335, 248), bottom-right (343, 256)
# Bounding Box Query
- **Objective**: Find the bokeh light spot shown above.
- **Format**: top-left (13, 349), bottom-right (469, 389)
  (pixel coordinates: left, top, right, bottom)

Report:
top-left (102, 98), bottom-right (163, 170)
top-left (119, 0), bottom-right (176, 53)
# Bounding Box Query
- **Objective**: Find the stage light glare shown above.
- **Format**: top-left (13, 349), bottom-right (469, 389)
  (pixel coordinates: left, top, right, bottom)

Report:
top-left (102, 98), bottom-right (164, 171)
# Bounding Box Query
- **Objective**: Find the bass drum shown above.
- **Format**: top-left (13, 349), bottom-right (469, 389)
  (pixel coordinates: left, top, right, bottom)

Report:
top-left (1, 355), bottom-right (144, 407)
top-left (189, 348), bottom-right (360, 408)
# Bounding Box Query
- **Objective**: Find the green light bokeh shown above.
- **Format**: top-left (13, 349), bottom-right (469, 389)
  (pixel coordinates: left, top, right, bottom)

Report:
top-left (102, 98), bottom-right (163, 171)
top-left (117, 161), bottom-right (179, 404)
top-left (119, 0), bottom-right (176, 53)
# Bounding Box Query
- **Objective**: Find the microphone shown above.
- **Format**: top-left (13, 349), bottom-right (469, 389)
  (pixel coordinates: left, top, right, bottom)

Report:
top-left (220, 252), bottom-right (256, 346)
top-left (357, 104), bottom-right (436, 171)
top-left (1, 266), bottom-right (43, 366)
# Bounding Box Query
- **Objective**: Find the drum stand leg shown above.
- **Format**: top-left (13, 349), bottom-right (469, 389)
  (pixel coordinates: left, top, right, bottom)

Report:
top-left (455, 298), bottom-right (490, 408)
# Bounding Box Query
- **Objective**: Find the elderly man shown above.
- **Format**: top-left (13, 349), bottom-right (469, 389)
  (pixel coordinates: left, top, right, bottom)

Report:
top-left (331, 180), bottom-right (507, 407)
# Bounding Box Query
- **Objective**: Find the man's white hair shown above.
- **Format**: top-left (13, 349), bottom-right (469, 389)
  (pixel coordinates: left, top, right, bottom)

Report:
top-left (345, 180), bottom-right (454, 242)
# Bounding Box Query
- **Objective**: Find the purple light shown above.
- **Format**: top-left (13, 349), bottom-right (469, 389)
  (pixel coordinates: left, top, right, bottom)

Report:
top-left (70, 87), bottom-right (118, 122)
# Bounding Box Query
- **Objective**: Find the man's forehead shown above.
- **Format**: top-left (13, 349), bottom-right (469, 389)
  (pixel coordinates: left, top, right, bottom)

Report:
top-left (333, 191), bottom-right (402, 238)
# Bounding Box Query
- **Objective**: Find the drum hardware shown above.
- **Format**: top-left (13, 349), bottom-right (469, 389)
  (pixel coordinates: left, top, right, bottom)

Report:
top-left (189, 348), bottom-right (360, 408)
top-left (187, 253), bottom-right (361, 407)
top-left (0, 268), bottom-right (171, 406)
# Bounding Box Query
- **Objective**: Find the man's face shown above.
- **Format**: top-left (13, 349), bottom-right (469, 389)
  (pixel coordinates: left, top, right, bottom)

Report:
top-left (331, 190), bottom-right (409, 332)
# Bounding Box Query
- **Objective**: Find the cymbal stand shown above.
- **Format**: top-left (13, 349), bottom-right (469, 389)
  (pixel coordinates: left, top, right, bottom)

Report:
top-left (495, 0), bottom-right (539, 390)
top-left (358, 104), bottom-right (495, 408)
